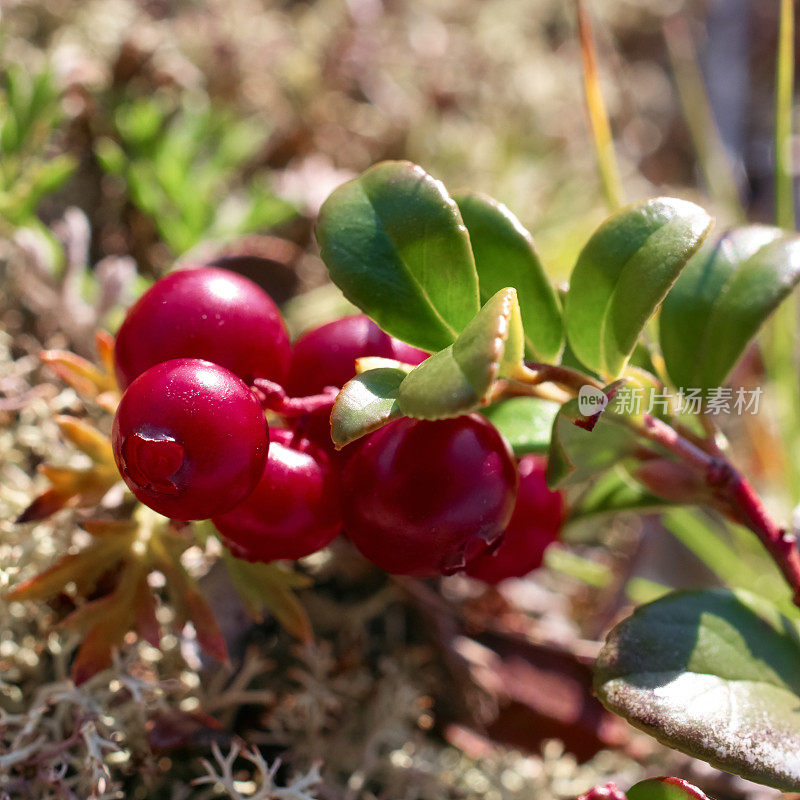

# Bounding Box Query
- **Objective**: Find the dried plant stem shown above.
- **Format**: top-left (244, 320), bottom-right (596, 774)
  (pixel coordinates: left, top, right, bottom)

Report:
top-left (576, 0), bottom-right (623, 211)
top-left (776, 0), bottom-right (795, 230)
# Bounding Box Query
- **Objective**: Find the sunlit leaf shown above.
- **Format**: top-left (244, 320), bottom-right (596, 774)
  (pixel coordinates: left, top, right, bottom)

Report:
top-left (317, 160), bottom-right (480, 352)
top-left (565, 198), bottom-right (712, 377)
top-left (454, 190), bottom-right (563, 361)
top-left (398, 287), bottom-right (524, 420)
top-left (330, 367), bottom-right (406, 449)
top-left (595, 588), bottom-right (800, 791)
top-left (660, 227), bottom-right (800, 391)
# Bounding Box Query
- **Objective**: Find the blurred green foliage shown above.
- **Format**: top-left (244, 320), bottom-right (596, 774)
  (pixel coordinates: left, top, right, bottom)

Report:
top-left (0, 65), bottom-right (75, 228)
top-left (96, 98), bottom-right (297, 254)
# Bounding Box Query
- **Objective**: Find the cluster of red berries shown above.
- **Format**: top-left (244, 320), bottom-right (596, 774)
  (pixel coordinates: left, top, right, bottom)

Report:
top-left (111, 266), bottom-right (564, 580)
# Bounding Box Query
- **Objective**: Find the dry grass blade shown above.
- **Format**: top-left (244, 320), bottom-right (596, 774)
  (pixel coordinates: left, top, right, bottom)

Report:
top-left (576, 0), bottom-right (623, 212)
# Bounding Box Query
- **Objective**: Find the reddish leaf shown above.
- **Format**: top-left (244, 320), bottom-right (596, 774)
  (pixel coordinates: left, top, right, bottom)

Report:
top-left (159, 555), bottom-right (228, 663)
top-left (95, 330), bottom-right (117, 388)
top-left (5, 535), bottom-right (130, 602)
top-left (55, 416), bottom-right (115, 466)
top-left (80, 518), bottom-right (139, 538)
top-left (17, 464), bottom-right (118, 523)
top-left (146, 710), bottom-right (223, 752)
top-left (133, 573), bottom-right (161, 647)
top-left (181, 584), bottom-right (228, 663)
top-left (40, 350), bottom-right (111, 398)
top-left (71, 611), bottom-right (129, 685)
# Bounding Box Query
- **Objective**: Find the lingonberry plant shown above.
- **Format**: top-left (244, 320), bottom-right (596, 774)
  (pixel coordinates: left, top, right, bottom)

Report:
top-left (315, 159), bottom-right (800, 792)
top-left (10, 156), bottom-right (800, 794)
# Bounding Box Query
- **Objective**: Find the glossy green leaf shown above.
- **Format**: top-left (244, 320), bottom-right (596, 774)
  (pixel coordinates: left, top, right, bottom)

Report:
top-left (595, 588), bottom-right (800, 791)
top-left (660, 226), bottom-right (800, 390)
top-left (454, 191), bottom-right (563, 361)
top-left (317, 161), bottom-right (480, 352)
top-left (546, 398), bottom-right (639, 488)
top-left (481, 397), bottom-right (560, 455)
top-left (565, 198), bottom-right (713, 377)
top-left (398, 287), bottom-right (524, 420)
top-left (627, 778), bottom-right (708, 800)
top-left (330, 367), bottom-right (407, 448)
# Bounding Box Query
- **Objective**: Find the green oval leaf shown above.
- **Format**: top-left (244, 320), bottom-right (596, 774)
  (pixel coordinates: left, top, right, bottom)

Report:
top-left (317, 161), bottom-right (480, 352)
top-left (546, 397), bottom-right (640, 488)
top-left (660, 226), bottom-right (800, 391)
top-left (627, 778), bottom-right (708, 800)
top-left (330, 367), bottom-right (407, 448)
top-left (453, 191), bottom-right (563, 361)
top-left (398, 287), bottom-right (524, 420)
top-left (565, 198), bottom-right (713, 378)
top-left (481, 397), bottom-right (560, 456)
top-left (595, 588), bottom-right (800, 792)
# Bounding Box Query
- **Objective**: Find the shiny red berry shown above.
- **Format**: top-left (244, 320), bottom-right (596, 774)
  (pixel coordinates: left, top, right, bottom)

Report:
top-left (112, 358), bottom-right (268, 520)
top-left (340, 415), bottom-right (518, 576)
top-left (114, 266), bottom-right (290, 390)
top-left (465, 455), bottom-right (565, 584)
top-left (213, 428), bottom-right (341, 562)
top-left (285, 314), bottom-right (427, 397)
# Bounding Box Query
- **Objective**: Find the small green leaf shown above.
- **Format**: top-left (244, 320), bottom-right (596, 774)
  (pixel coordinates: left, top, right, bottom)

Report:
top-left (565, 198), bottom-right (713, 377)
top-left (27, 154), bottom-right (76, 204)
top-left (546, 396), bottom-right (640, 488)
top-left (481, 397), bottom-right (560, 455)
top-left (627, 778), bottom-right (708, 800)
top-left (317, 161), bottom-right (480, 352)
top-left (398, 287), bottom-right (524, 420)
top-left (116, 98), bottom-right (165, 152)
top-left (453, 191), bottom-right (563, 361)
top-left (95, 137), bottom-right (127, 176)
top-left (330, 367), bottom-right (406, 448)
top-left (595, 588), bottom-right (800, 791)
top-left (660, 226), bottom-right (800, 391)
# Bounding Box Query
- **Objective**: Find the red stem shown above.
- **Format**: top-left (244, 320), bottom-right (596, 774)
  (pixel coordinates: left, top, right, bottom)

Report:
top-left (640, 414), bottom-right (800, 608)
top-left (252, 379), bottom-right (338, 417)
top-left (525, 360), bottom-right (604, 391)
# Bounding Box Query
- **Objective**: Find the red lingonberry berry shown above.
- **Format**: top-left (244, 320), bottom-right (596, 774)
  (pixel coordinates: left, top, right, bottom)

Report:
top-left (285, 314), bottom-right (427, 397)
top-left (213, 428), bottom-right (341, 562)
top-left (465, 455), bottom-right (564, 584)
top-left (114, 266), bottom-right (290, 390)
top-left (112, 358), bottom-right (268, 520)
top-left (340, 415), bottom-right (518, 576)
